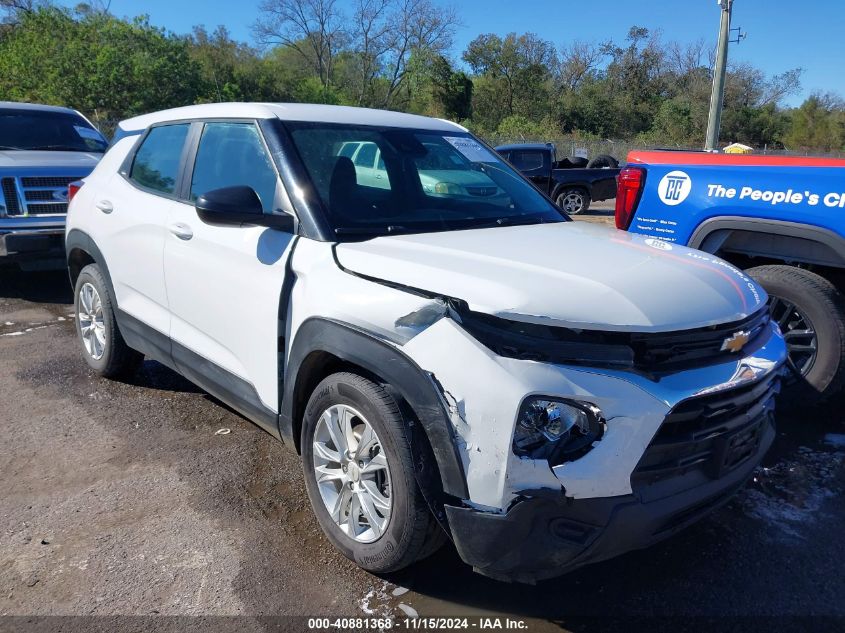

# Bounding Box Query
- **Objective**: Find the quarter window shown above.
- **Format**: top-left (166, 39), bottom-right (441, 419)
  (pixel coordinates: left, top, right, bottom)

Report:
top-left (190, 122), bottom-right (278, 213)
top-left (129, 124), bottom-right (190, 194)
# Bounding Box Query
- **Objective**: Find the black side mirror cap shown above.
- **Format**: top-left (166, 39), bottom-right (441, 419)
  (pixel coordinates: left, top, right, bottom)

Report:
top-left (195, 186), bottom-right (295, 232)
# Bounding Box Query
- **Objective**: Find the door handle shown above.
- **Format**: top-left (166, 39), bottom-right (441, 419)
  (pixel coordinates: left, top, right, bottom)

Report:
top-left (95, 200), bottom-right (113, 214)
top-left (168, 222), bottom-right (193, 241)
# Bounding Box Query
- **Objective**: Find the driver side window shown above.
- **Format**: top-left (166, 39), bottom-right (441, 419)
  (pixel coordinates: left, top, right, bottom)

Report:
top-left (189, 122), bottom-right (278, 213)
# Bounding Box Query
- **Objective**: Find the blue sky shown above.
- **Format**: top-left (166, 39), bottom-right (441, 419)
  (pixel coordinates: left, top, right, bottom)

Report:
top-left (62, 0), bottom-right (844, 106)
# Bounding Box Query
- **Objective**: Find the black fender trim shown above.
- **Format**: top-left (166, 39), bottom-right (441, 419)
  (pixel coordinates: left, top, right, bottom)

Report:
top-left (689, 216), bottom-right (845, 268)
top-left (281, 317), bottom-right (469, 499)
top-left (66, 229), bottom-right (173, 368)
top-left (550, 182), bottom-right (589, 204)
top-left (66, 229), bottom-right (114, 295)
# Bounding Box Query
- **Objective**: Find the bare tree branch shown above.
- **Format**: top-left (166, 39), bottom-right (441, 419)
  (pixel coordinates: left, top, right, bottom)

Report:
top-left (253, 0), bottom-right (347, 89)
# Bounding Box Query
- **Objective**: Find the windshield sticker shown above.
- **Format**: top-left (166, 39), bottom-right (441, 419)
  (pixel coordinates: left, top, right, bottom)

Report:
top-left (443, 137), bottom-right (497, 163)
top-left (74, 125), bottom-right (102, 141)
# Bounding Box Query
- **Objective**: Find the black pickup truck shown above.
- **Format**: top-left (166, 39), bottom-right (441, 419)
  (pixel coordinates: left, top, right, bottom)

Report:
top-left (495, 143), bottom-right (619, 214)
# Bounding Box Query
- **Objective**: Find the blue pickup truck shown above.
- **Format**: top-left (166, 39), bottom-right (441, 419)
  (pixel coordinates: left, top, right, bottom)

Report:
top-left (618, 150), bottom-right (845, 402)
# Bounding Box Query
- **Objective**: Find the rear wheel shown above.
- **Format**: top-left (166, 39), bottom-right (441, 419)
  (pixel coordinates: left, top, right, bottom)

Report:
top-left (74, 264), bottom-right (143, 378)
top-left (301, 372), bottom-right (443, 572)
top-left (747, 265), bottom-right (845, 402)
top-left (557, 188), bottom-right (590, 215)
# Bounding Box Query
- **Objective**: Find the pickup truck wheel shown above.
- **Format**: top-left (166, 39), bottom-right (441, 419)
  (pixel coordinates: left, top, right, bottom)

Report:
top-left (301, 372), bottom-right (442, 573)
top-left (557, 188), bottom-right (590, 215)
top-left (747, 265), bottom-right (845, 403)
top-left (74, 264), bottom-right (143, 379)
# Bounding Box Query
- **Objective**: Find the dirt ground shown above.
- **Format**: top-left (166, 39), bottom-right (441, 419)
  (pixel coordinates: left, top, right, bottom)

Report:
top-left (1, 256), bottom-right (844, 631)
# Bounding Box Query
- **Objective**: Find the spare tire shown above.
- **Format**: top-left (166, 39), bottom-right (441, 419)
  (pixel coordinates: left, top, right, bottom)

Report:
top-left (587, 154), bottom-right (619, 169)
top-left (567, 156), bottom-right (589, 168)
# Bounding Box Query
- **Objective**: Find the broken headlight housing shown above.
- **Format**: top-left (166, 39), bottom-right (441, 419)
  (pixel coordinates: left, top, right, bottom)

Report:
top-left (512, 398), bottom-right (605, 464)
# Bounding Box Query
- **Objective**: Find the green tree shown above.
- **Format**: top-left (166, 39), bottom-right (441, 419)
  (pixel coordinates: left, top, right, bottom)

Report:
top-left (784, 93), bottom-right (845, 152)
top-left (463, 32), bottom-right (556, 128)
top-left (0, 7), bottom-right (201, 125)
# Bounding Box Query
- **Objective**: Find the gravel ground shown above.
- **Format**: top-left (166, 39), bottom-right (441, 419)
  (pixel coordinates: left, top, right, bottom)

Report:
top-left (1, 267), bottom-right (844, 631)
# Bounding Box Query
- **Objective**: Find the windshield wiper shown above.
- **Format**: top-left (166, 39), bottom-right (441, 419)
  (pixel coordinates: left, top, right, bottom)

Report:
top-left (335, 225), bottom-right (409, 236)
top-left (0, 145), bottom-right (24, 150)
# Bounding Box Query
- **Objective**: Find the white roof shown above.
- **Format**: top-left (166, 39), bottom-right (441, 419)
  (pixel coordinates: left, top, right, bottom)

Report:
top-left (0, 101), bottom-right (79, 114)
top-left (118, 102), bottom-right (466, 134)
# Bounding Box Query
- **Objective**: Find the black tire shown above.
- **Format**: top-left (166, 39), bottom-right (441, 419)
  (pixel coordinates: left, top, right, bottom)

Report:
top-left (301, 372), bottom-right (443, 573)
top-left (747, 265), bottom-right (845, 402)
top-left (567, 156), bottom-right (589, 168)
top-left (587, 154), bottom-right (619, 169)
top-left (73, 264), bottom-right (143, 379)
top-left (556, 188), bottom-right (591, 215)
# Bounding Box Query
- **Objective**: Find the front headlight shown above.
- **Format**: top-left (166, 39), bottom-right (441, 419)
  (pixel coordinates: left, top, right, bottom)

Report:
top-left (513, 398), bottom-right (605, 464)
top-left (433, 181), bottom-right (464, 195)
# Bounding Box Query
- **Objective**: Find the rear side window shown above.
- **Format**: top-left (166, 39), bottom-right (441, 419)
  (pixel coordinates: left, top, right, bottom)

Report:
top-left (189, 122), bottom-right (278, 213)
top-left (509, 150), bottom-right (544, 171)
top-left (130, 124), bottom-right (190, 194)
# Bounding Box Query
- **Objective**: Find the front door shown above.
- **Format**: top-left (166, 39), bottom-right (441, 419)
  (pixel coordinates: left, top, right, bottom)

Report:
top-left (163, 120), bottom-right (295, 420)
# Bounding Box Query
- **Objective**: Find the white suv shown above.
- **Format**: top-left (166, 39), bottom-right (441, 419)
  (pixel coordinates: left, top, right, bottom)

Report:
top-left (66, 103), bottom-right (786, 583)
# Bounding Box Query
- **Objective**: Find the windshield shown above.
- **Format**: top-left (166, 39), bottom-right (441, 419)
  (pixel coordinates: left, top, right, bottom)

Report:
top-left (0, 109), bottom-right (108, 152)
top-left (285, 123), bottom-right (566, 237)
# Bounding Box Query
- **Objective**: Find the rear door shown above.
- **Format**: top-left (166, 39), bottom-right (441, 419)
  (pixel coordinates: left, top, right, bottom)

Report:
top-left (163, 120), bottom-right (295, 422)
top-left (351, 142), bottom-right (387, 189)
top-left (95, 122), bottom-right (191, 348)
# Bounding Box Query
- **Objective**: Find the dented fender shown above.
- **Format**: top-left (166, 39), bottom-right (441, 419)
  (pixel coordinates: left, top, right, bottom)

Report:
top-left (401, 318), bottom-right (671, 509)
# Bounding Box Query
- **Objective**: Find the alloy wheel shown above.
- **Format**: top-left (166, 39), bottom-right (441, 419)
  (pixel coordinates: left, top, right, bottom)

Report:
top-left (560, 191), bottom-right (584, 214)
top-left (78, 282), bottom-right (106, 360)
top-left (312, 404), bottom-right (392, 543)
top-left (769, 296), bottom-right (818, 378)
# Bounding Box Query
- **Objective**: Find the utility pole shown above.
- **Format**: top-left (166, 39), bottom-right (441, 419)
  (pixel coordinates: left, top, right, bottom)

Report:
top-left (705, 0), bottom-right (733, 151)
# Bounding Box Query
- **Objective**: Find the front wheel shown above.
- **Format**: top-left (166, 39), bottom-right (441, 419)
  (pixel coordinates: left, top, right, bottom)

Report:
top-left (747, 265), bottom-right (845, 403)
top-left (557, 188), bottom-right (590, 215)
top-left (301, 372), bottom-right (443, 573)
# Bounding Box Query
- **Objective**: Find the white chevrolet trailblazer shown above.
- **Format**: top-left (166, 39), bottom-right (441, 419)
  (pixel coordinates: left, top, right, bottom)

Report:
top-left (66, 103), bottom-right (787, 582)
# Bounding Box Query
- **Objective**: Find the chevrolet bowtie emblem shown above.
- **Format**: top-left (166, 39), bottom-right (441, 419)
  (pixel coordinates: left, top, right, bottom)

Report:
top-left (721, 330), bottom-right (750, 353)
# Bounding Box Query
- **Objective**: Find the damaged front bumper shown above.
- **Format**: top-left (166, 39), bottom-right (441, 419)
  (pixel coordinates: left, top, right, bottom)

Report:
top-left (444, 415), bottom-right (772, 583)
top-left (401, 312), bottom-right (786, 582)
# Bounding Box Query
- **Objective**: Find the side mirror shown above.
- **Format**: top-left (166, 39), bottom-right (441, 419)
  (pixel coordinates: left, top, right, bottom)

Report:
top-left (195, 186), bottom-right (295, 232)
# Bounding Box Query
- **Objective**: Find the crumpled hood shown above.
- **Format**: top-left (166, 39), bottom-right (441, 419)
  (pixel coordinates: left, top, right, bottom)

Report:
top-left (0, 150), bottom-right (102, 169)
top-left (335, 221), bottom-right (767, 333)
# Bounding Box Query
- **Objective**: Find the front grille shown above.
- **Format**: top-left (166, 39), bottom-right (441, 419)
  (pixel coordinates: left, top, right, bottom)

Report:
top-left (457, 305), bottom-right (771, 372)
top-left (24, 190), bottom-right (59, 201)
top-left (26, 203), bottom-right (68, 214)
top-left (1, 177), bottom-right (20, 214)
top-left (20, 176), bottom-right (79, 188)
top-left (631, 309), bottom-right (771, 371)
top-left (634, 374), bottom-right (779, 489)
top-left (1, 175), bottom-right (81, 216)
